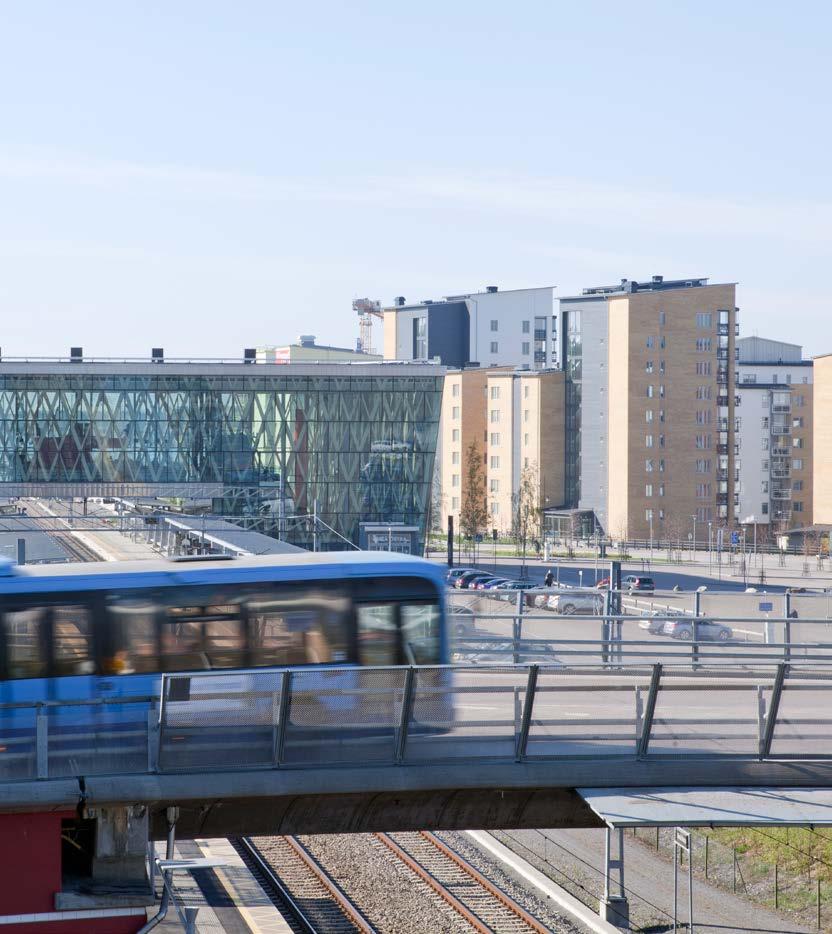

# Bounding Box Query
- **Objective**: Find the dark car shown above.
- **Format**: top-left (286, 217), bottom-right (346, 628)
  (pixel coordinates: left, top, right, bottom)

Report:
top-left (623, 575), bottom-right (655, 593)
top-left (455, 571), bottom-right (495, 589)
top-left (473, 576), bottom-right (502, 590)
top-left (662, 617), bottom-right (732, 642)
top-left (447, 567), bottom-right (476, 585)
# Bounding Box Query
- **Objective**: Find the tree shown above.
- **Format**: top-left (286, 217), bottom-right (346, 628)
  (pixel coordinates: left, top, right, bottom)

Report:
top-left (513, 461), bottom-right (540, 578)
top-left (460, 440), bottom-right (487, 542)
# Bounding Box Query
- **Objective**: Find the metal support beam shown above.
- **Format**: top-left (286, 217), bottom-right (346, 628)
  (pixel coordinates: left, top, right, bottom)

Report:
top-left (274, 671), bottom-right (292, 766)
top-left (395, 668), bottom-right (416, 764)
top-left (760, 663), bottom-right (787, 760)
top-left (637, 664), bottom-right (662, 759)
top-left (515, 665), bottom-right (539, 762)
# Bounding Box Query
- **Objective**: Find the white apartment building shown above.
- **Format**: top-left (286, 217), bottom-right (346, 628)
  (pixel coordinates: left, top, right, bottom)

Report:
top-left (736, 336), bottom-right (813, 533)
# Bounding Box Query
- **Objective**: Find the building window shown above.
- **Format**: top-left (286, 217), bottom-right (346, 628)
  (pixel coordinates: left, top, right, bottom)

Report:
top-left (414, 316), bottom-right (427, 359)
top-left (646, 336), bottom-right (655, 349)
top-left (793, 480), bottom-right (803, 491)
top-left (659, 385), bottom-right (665, 398)
top-left (761, 503), bottom-right (768, 515)
top-left (646, 410), bottom-right (653, 423)
top-left (793, 458), bottom-right (803, 470)
top-left (696, 410), bottom-right (711, 425)
top-left (451, 451), bottom-right (460, 465)
top-left (522, 342), bottom-right (530, 355)
top-left (452, 429), bottom-right (460, 442)
top-left (696, 361), bottom-right (712, 376)
top-left (490, 409), bottom-right (500, 423)
top-left (647, 385), bottom-right (654, 398)
top-left (761, 437), bottom-right (769, 450)
top-left (645, 484), bottom-right (653, 497)
top-left (696, 313), bottom-right (713, 328)
top-left (793, 501), bottom-right (804, 513)
top-left (523, 433), bottom-right (529, 446)
top-left (645, 509), bottom-right (654, 522)
top-left (451, 383), bottom-right (460, 397)
top-left (696, 386), bottom-right (712, 400)
top-left (659, 409), bottom-right (665, 423)
top-left (451, 474), bottom-right (460, 487)
top-left (645, 361), bottom-right (653, 373)
top-left (761, 459), bottom-right (769, 471)
top-left (696, 338), bottom-right (712, 352)
top-left (761, 480), bottom-right (769, 494)
top-left (490, 432), bottom-right (500, 446)
top-left (646, 435), bottom-right (654, 448)
top-left (645, 459), bottom-right (654, 472)
top-left (451, 497), bottom-right (460, 510)
top-left (696, 435), bottom-right (711, 450)
top-left (659, 459), bottom-right (665, 472)
top-left (490, 386), bottom-right (500, 400)
top-left (793, 417), bottom-right (804, 428)
top-left (524, 385), bottom-right (530, 399)
top-left (452, 406), bottom-right (460, 419)
top-left (491, 501), bottom-right (500, 516)
top-left (659, 483), bottom-right (665, 496)
top-left (490, 456), bottom-right (500, 468)
top-left (490, 341), bottom-right (498, 354)
top-left (522, 320), bottom-right (530, 334)
top-left (695, 459), bottom-right (711, 473)
top-left (524, 409), bottom-right (529, 423)
top-left (761, 416), bottom-right (769, 429)
top-left (490, 479), bottom-right (499, 492)
top-left (659, 311), bottom-right (666, 326)
top-left (793, 437), bottom-right (803, 449)
top-left (490, 319), bottom-right (498, 332)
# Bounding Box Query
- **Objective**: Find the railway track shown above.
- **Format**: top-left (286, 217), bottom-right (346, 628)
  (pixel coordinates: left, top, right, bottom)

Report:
top-left (239, 831), bottom-right (551, 933)
top-left (235, 836), bottom-right (378, 933)
top-left (22, 499), bottom-right (104, 563)
top-left (376, 831), bottom-right (551, 933)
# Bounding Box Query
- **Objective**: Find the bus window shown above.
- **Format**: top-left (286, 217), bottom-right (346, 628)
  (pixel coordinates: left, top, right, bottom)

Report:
top-left (161, 597), bottom-right (245, 671)
top-left (52, 605), bottom-right (94, 676)
top-left (248, 588), bottom-right (348, 667)
top-left (400, 603), bottom-right (441, 665)
top-left (356, 604), bottom-right (398, 666)
top-left (106, 598), bottom-right (158, 674)
top-left (4, 608), bottom-right (47, 679)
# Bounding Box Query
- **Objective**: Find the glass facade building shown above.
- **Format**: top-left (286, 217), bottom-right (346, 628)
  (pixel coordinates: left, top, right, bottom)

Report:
top-left (0, 362), bottom-right (443, 551)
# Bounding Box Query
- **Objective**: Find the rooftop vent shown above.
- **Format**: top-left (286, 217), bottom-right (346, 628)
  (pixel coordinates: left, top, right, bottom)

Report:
top-left (299, 335), bottom-right (316, 347)
top-left (652, 275), bottom-right (663, 285)
top-left (70, 347), bottom-right (83, 363)
top-left (152, 347), bottom-right (164, 363)
top-left (486, 285), bottom-right (498, 293)
top-left (395, 296), bottom-right (406, 307)
top-left (421, 299), bottom-right (434, 305)
top-left (243, 348), bottom-right (256, 364)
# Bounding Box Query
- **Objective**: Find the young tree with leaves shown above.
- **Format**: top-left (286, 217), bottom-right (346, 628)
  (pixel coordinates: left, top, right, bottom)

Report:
top-left (460, 440), bottom-right (487, 547)
top-left (513, 461), bottom-right (540, 579)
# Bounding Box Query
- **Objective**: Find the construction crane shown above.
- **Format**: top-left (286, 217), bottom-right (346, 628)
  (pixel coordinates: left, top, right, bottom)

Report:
top-left (353, 298), bottom-right (383, 355)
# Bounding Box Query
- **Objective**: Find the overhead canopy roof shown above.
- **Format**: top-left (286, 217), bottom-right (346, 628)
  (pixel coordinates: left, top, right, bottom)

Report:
top-left (579, 787), bottom-right (832, 828)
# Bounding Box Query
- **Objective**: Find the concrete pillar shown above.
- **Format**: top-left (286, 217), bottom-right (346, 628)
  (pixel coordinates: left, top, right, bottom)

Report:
top-left (90, 805), bottom-right (149, 885)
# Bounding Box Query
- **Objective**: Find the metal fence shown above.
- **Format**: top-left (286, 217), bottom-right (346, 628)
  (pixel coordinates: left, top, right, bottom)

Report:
top-left (5, 662), bottom-right (832, 782)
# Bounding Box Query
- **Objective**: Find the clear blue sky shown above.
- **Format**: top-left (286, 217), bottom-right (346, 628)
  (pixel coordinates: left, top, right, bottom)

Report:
top-left (0, 2), bottom-right (829, 357)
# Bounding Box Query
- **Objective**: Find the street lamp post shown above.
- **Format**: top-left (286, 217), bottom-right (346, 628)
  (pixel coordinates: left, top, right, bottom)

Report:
top-left (708, 521), bottom-right (713, 576)
top-left (691, 514), bottom-right (697, 562)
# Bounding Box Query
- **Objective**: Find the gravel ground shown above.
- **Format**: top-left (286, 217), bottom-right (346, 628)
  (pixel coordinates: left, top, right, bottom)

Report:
top-left (497, 828), bottom-right (813, 933)
top-left (300, 833), bottom-right (473, 933)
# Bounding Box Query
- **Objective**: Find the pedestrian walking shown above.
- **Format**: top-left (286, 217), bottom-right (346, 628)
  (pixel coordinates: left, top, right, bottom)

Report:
top-left (544, 569), bottom-right (554, 587)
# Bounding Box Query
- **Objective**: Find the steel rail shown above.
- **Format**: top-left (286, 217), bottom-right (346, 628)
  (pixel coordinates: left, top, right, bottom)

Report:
top-left (375, 830), bottom-right (550, 933)
top-left (238, 835), bottom-right (378, 934)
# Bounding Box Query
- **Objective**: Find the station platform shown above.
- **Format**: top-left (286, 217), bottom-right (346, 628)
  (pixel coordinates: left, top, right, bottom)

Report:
top-left (147, 838), bottom-right (291, 933)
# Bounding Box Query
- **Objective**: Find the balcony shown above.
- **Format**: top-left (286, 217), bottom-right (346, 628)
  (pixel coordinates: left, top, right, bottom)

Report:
top-left (717, 493), bottom-right (729, 506)
top-left (771, 490), bottom-right (792, 501)
top-left (773, 404), bottom-right (791, 413)
top-left (534, 330), bottom-right (547, 341)
top-left (717, 444), bottom-right (728, 455)
top-left (772, 469), bottom-right (791, 480)
top-left (771, 426), bottom-right (791, 437)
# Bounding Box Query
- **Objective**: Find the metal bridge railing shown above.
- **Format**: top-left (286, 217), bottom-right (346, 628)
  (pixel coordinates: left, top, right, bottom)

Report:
top-left (4, 663), bottom-right (832, 782)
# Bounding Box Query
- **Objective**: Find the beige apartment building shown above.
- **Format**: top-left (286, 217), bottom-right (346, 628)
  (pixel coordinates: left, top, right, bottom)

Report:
top-left (438, 367), bottom-right (565, 536)
top-left (559, 276), bottom-right (739, 542)
top-left (814, 354), bottom-right (832, 525)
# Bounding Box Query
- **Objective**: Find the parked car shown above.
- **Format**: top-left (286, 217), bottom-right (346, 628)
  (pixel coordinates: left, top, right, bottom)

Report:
top-left (545, 591), bottom-right (604, 615)
top-left (449, 605), bottom-right (477, 636)
top-left (474, 576), bottom-right (503, 590)
top-left (638, 608), bottom-right (686, 635)
top-left (661, 617), bottom-right (732, 642)
top-left (446, 567), bottom-right (477, 584)
top-left (455, 571), bottom-right (495, 589)
top-left (480, 578), bottom-right (510, 590)
top-left (496, 581), bottom-right (537, 604)
top-left (623, 575), bottom-right (655, 593)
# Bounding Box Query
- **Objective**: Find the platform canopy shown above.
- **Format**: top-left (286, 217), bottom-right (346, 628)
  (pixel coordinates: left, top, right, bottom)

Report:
top-left (578, 786), bottom-right (832, 827)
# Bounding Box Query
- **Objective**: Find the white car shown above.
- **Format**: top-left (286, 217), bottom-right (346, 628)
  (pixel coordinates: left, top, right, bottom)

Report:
top-left (545, 591), bottom-right (604, 615)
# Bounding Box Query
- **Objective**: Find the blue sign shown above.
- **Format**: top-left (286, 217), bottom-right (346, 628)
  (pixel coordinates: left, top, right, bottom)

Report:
top-left (730, 531), bottom-right (740, 545)
top-left (759, 601), bottom-right (774, 612)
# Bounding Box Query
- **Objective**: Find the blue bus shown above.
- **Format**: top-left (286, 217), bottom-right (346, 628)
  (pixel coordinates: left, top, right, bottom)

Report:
top-left (0, 552), bottom-right (448, 710)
